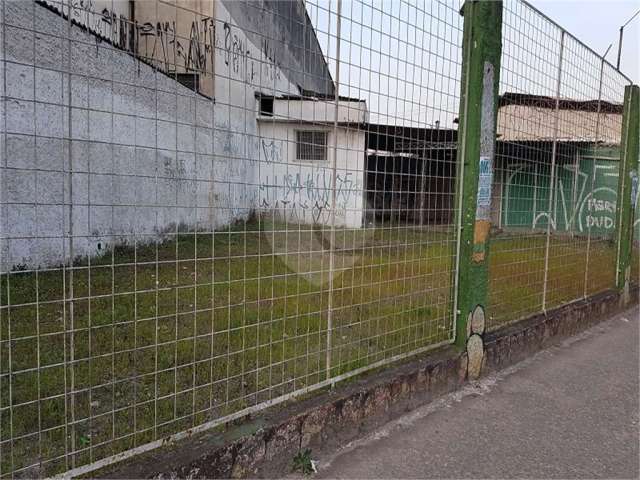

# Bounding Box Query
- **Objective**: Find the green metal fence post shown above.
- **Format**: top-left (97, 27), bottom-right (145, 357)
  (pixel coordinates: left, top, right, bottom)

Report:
top-left (453, 0), bottom-right (502, 377)
top-left (615, 84), bottom-right (639, 305)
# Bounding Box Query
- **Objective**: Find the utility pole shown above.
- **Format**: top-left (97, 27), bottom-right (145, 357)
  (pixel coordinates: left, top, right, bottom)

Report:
top-left (453, 0), bottom-right (502, 379)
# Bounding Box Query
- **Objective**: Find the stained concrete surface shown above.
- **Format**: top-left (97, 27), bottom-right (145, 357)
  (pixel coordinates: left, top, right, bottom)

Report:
top-left (315, 306), bottom-right (639, 479)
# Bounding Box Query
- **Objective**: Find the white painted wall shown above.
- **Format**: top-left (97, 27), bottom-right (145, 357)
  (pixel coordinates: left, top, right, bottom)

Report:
top-left (0, 1), bottom-right (367, 270)
top-left (0, 1), bottom-right (308, 270)
top-left (271, 99), bottom-right (368, 124)
top-left (1, 0), bottom-right (226, 270)
top-left (257, 118), bottom-right (366, 228)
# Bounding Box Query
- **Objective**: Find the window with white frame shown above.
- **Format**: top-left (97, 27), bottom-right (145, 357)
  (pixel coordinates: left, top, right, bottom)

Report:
top-left (296, 130), bottom-right (328, 161)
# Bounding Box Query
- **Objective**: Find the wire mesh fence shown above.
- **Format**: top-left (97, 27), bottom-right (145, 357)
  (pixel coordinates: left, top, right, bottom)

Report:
top-left (487, 0), bottom-right (632, 329)
top-left (0, 0), bottom-right (635, 477)
top-left (0, 0), bottom-right (465, 476)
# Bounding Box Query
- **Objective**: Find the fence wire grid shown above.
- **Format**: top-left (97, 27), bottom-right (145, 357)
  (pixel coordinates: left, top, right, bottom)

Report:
top-left (488, 1), bottom-right (632, 328)
top-left (0, 0), bottom-right (635, 477)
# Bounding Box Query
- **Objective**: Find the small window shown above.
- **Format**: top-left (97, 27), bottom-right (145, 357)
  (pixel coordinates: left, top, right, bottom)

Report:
top-left (296, 131), bottom-right (328, 161)
top-left (175, 73), bottom-right (200, 93)
top-left (260, 97), bottom-right (274, 116)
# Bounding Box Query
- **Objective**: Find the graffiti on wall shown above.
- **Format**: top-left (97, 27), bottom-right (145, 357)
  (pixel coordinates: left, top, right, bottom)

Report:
top-left (42, 0), bottom-right (281, 86)
top-left (578, 189), bottom-right (617, 231)
top-left (261, 139), bottom-right (283, 164)
top-left (502, 158), bottom-right (619, 236)
top-left (259, 170), bottom-right (362, 224)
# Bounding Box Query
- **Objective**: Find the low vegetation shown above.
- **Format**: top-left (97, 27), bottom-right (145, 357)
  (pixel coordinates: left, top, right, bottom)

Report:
top-left (0, 220), bottom-right (618, 475)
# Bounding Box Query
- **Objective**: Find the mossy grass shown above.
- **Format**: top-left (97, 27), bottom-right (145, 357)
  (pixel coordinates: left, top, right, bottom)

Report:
top-left (0, 221), bottom-right (617, 475)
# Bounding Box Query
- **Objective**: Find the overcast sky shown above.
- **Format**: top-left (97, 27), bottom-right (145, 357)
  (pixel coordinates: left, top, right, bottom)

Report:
top-left (529, 0), bottom-right (639, 83)
top-left (306, 0), bottom-right (638, 126)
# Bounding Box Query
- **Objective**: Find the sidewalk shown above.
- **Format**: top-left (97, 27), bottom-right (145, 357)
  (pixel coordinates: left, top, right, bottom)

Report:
top-left (315, 306), bottom-right (640, 479)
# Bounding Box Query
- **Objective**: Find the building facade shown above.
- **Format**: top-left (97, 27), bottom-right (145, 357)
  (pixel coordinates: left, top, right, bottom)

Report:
top-left (1, 0), bottom-right (367, 270)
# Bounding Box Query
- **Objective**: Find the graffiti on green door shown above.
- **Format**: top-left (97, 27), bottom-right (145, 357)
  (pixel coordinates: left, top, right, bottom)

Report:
top-left (502, 148), bottom-right (620, 237)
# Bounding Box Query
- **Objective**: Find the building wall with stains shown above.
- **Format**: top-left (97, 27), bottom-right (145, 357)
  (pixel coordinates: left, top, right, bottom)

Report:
top-left (55, 0), bottom-right (337, 99)
top-left (0, 1), bottom-right (338, 270)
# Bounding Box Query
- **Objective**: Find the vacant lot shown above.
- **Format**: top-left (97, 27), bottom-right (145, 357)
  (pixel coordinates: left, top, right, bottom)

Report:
top-left (0, 221), bottom-right (617, 475)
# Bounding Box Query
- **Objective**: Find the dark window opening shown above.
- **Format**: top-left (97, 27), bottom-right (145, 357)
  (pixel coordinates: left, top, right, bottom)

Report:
top-left (260, 97), bottom-right (274, 116)
top-left (175, 73), bottom-right (200, 93)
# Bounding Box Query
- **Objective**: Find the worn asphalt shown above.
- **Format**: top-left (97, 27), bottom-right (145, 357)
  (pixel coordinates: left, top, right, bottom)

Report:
top-left (315, 306), bottom-right (640, 479)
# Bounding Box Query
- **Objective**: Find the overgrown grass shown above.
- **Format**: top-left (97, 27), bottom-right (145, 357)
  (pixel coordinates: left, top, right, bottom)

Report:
top-left (489, 232), bottom-right (617, 327)
top-left (0, 222), bottom-right (618, 476)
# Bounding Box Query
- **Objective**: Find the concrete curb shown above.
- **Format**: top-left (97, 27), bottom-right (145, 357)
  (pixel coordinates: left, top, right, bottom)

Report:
top-left (483, 289), bottom-right (635, 372)
top-left (99, 288), bottom-right (637, 479)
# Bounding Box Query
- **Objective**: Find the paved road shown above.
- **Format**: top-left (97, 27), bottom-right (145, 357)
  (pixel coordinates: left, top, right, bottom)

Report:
top-left (316, 307), bottom-right (639, 479)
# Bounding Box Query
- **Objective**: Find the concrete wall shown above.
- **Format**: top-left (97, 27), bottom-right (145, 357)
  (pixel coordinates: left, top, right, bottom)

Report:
top-left (39, 1), bottom-right (333, 99)
top-left (219, 0), bottom-right (334, 97)
top-left (129, 0), bottom-right (334, 99)
top-left (0, 0), bottom-right (343, 270)
top-left (42, 0), bottom-right (132, 28)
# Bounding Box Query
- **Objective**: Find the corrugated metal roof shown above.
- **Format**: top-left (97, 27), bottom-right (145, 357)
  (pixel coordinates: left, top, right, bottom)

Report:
top-left (499, 92), bottom-right (623, 114)
top-left (497, 103), bottom-right (622, 143)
